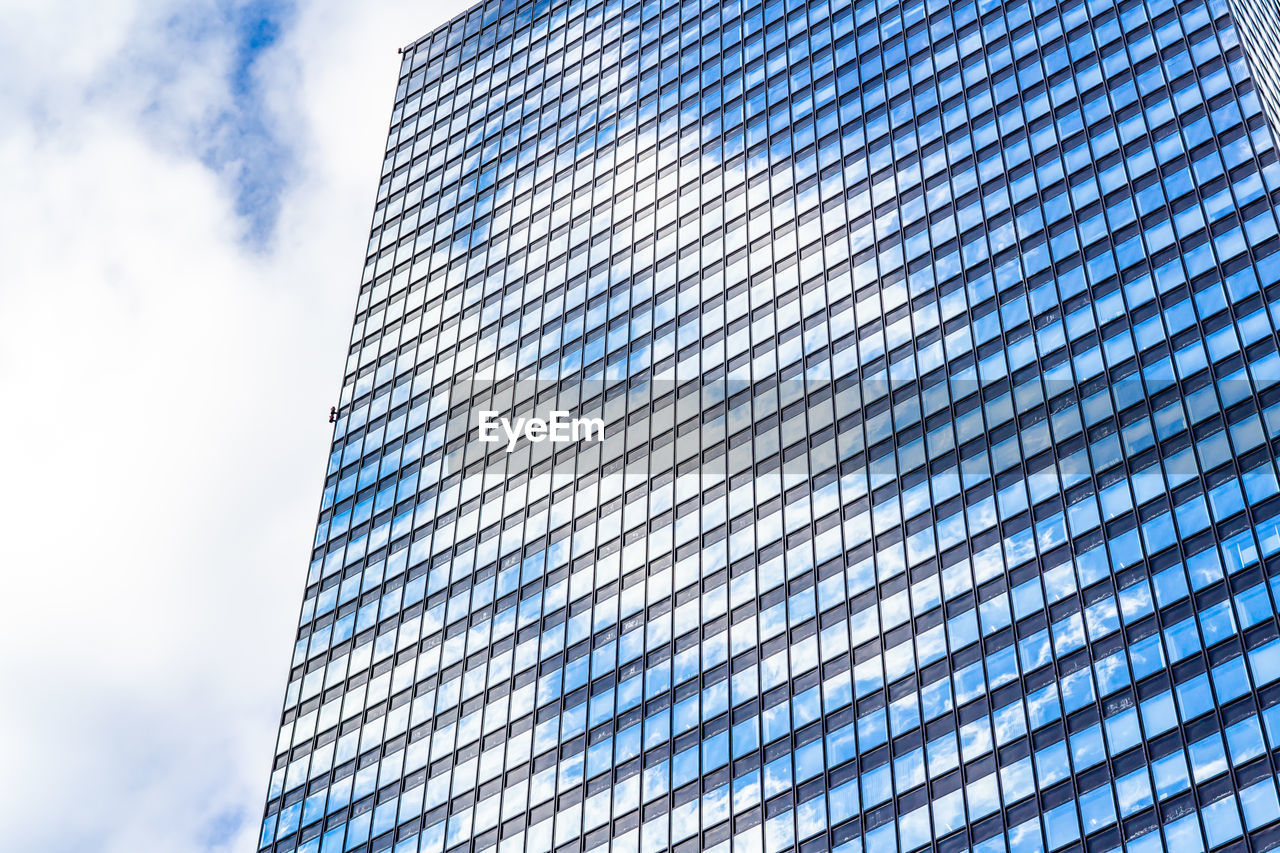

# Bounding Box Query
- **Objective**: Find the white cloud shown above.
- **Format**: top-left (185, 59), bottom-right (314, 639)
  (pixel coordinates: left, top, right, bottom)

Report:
top-left (0, 1), bottom-right (473, 850)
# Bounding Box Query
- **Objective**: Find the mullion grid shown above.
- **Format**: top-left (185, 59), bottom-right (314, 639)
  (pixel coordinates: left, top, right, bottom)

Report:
top-left (257, 1), bottom-right (1280, 850)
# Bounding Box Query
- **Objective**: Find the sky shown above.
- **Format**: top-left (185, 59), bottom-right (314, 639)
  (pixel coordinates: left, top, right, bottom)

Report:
top-left (0, 0), bottom-right (473, 849)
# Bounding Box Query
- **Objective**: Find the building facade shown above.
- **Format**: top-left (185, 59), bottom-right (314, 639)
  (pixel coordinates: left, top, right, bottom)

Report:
top-left (1226, 0), bottom-right (1280, 132)
top-left (258, 1), bottom-right (1280, 853)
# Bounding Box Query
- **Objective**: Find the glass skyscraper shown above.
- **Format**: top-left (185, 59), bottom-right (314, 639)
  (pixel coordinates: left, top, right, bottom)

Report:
top-left (258, 1), bottom-right (1280, 852)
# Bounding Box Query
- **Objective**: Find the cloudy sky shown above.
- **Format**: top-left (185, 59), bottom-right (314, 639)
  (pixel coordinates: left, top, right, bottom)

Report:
top-left (0, 1), bottom-right (473, 849)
